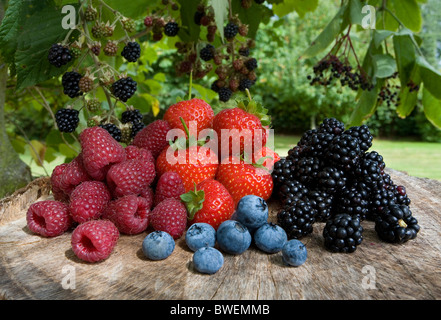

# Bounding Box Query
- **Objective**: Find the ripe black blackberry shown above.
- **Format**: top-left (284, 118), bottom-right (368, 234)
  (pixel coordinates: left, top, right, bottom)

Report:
top-left (318, 118), bottom-right (345, 136)
top-left (304, 189), bottom-right (334, 222)
top-left (224, 22), bottom-right (239, 39)
top-left (277, 179), bottom-right (309, 207)
top-left (354, 154), bottom-right (385, 191)
top-left (326, 133), bottom-right (362, 171)
top-left (301, 132), bottom-right (334, 158)
top-left (345, 125), bottom-right (373, 152)
top-left (293, 156), bottom-right (322, 186)
top-left (254, 0), bottom-right (265, 3)
top-left (194, 11), bottom-right (205, 25)
top-left (48, 44), bottom-right (73, 68)
top-left (121, 41), bottom-right (141, 62)
top-left (111, 77), bottom-right (137, 102)
top-left (239, 47), bottom-right (250, 57)
top-left (238, 78), bottom-right (253, 91)
top-left (164, 21), bottom-right (179, 36)
top-left (323, 213), bottom-right (363, 253)
top-left (297, 129), bottom-right (318, 149)
top-left (391, 184), bottom-right (411, 206)
top-left (368, 187), bottom-right (396, 220)
top-left (218, 87), bottom-right (232, 102)
top-left (277, 200), bottom-right (316, 240)
top-left (99, 123), bottom-right (122, 142)
top-left (271, 157), bottom-right (295, 190)
top-left (245, 58), bottom-right (258, 71)
top-left (316, 166), bottom-right (347, 193)
top-left (335, 184), bottom-right (370, 221)
top-left (121, 108), bottom-right (143, 124)
top-left (286, 146), bottom-right (304, 165)
top-left (55, 108), bottom-right (79, 133)
top-left (131, 122), bottom-right (146, 138)
top-left (374, 204), bottom-right (420, 244)
top-left (199, 44), bottom-right (215, 61)
top-left (62, 71), bottom-right (83, 98)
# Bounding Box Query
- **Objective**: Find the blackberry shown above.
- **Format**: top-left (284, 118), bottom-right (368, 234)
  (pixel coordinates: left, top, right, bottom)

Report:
top-left (316, 166), bottom-right (347, 193)
top-left (301, 132), bottom-right (334, 158)
top-left (293, 156), bottom-right (322, 186)
top-left (374, 204), bottom-right (420, 244)
top-left (164, 21), bottom-right (179, 36)
top-left (48, 44), bottom-right (73, 68)
top-left (254, 0), bottom-right (265, 3)
top-left (218, 87), bottom-right (232, 102)
top-left (304, 189), bottom-right (334, 222)
top-left (111, 77), bottom-right (137, 102)
top-left (99, 123), bottom-right (122, 142)
top-left (326, 133), bottom-right (362, 171)
top-left (224, 22), bottom-right (239, 39)
top-left (211, 80), bottom-right (221, 93)
top-left (62, 71), bottom-right (83, 98)
top-left (392, 184), bottom-right (411, 206)
top-left (239, 47), bottom-right (250, 57)
top-left (78, 76), bottom-right (93, 93)
top-left (318, 118), bottom-right (345, 136)
top-left (245, 58), bottom-right (258, 71)
top-left (335, 184), bottom-right (370, 221)
top-left (277, 179), bottom-right (309, 207)
top-left (297, 129), bottom-right (318, 148)
top-left (354, 154), bottom-right (385, 191)
top-left (238, 78), bottom-right (253, 91)
top-left (194, 11), bottom-right (205, 25)
top-left (199, 44), bottom-right (215, 61)
top-left (323, 213), bottom-right (363, 253)
top-left (277, 200), bottom-right (316, 240)
top-left (103, 40), bottom-right (118, 56)
top-left (271, 158), bottom-right (295, 190)
top-left (345, 125), bottom-right (373, 152)
top-left (286, 146), bottom-right (304, 165)
top-left (131, 122), bottom-right (146, 138)
top-left (121, 41), bottom-right (141, 62)
top-left (55, 108), bottom-right (79, 133)
top-left (121, 108), bottom-right (143, 124)
top-left (368, 187), bottom-right (395, 220)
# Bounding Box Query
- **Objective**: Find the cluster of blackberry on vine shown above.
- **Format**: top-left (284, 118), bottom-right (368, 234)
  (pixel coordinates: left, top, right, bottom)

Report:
top-left (272, 118), bottom-right (420, 252)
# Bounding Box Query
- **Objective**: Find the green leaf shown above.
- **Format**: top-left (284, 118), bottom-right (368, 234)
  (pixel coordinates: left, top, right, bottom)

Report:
top-left (373, 30), bottom-right (394, 48)
top-left (416, 56), bottom-right (441, 100)
top-left (390, 0), bottom-right (422, 32)
top-left (272, 0), bottom-right (319, 18)
top-left (191, 83), bottom-right (217, 103)
top-left (348, 0), bottom-right (364, 25)
top-left (348, 82), bottom-right (383, 126)
top-left (177, 0), bottom-right (201, 42)
top-left (231, 0), bottom-right (273, 39)
top-left (209, 0), bottom-right (229, 43)
top-left (300, 4), bottom-right (348, 59)
top-left (373, 54), bottom-right (397, 78)
top-left (423, 87), bottom-right (441, 129)
top-left (396, 62), bottom-right (421, 118)
top-left (393, 34), bottom-right (417, 87)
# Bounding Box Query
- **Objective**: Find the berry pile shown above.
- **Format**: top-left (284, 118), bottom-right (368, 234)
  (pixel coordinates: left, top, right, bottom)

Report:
top-left (272, 118), bottom-right (420, 253)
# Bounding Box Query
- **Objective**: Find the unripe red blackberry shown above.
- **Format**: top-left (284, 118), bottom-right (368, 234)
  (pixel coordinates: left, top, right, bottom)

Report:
top-left (144, 16), bottom-right (153, 27)
top-left (238, 24), bottom-right (249, 36)
top-left (103, 40), bottom-right (118, 56)
top-left (90, 42), bottom-right (101, 56)
top-left (79, 76), bottom-right (94, 93)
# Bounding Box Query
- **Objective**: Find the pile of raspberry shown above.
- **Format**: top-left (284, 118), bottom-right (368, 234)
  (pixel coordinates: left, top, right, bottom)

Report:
top-left (26, 120), bottom-right (186, 263)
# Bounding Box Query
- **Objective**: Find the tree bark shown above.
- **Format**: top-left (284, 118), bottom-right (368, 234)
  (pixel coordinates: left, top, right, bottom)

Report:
top-left (0, 3), bottom-right (32, 199)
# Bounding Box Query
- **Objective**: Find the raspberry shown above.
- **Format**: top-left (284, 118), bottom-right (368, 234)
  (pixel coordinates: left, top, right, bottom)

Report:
top-left (62, 71), bottom-right (83, 98)
top-left (58, 153), bottom-right (91, 195)
top-left (50, 163), bottom-right (70, 202)
top-left (103, 40), bottom-right (118, 56)
top-left (111, 77), bottom-right (137, 102)
top-left (124, 145), bottom-right (154, 163)
top-left (218, 87), bottom-right (232, 102)
top-left (132, 119), bottom-right (171, 158)
top-left (99, 123), bottom-right (122, 142)
top-left (224, 22), bottom-right (239, 39)
top-left (27, 200), bottom-right (73, 237)
top-left (102, 195), bottom-right (150, 235)
top-left (78, 76), bottom-right (94, 93)
top-left (199, 44), bottom-right (215, 61)
top-left (79, 126), bottom-right (126, 180)
top-left (154, 171), bottom-right (186, 206)
top-left (150, 198), bottom-right (187, 239)
top-left (55, 108), bottom-right (79, 133)
top-left (140, 187), bottom-right (154, 209)
top-left (48, 44), bottom-right (73, 68)
top-left (121, 41), bottom-right (141, 62)
top-left (106, 159), bottom-right (156, 198)
top-left (121, 108), bottom-right (143, 124)
top-left (69, 181), bottom-right (111, 223)
top-left (164, 21), bottom-right (179, 36)
top-left (71, 219), bottom-right (119, 263)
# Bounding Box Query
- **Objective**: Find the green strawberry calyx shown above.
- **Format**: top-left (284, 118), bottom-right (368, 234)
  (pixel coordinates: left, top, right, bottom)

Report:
top-left (236, 89), bottom-right (271, 127)
top-left (180, 183), bottom-right (205, 220)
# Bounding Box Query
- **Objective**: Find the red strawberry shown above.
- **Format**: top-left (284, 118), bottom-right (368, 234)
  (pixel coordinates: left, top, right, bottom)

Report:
top-left (71, 219), bottom-right (119, 263)
top-left (163, 98), bottom-right (214, 137)
top-left (102, 195), bottom-right (150, 235)
top-left (181, 179), bottom-right (235, 230)
top-left (59, 153), bottom-right (92, 195)
top-left (50, 163), bottom-right (70, 202)
top-left (79, 126), bottom-right (126, 180)
top-left (213, 97), bottom-right (270, 161)
top-left (156, 145), bottom-right (218, 192)
top-left (253, 146), bottom-right (281, 171)
top-left (69, 181), bottom-right (111, 223)
top-left (216, 156), bottom-right (274, 206)
top-left (106, 159), bottom-right (156, 198)
top-left (132, 119), bottom-right (171, 158)
top-left (153, 171), bottom-right (186, 207)
top-left (124, 145), bottom-right (155, 163)
top-left (27, 200), bottom-right (73, 237)
top-left (149, 198), bottom-right (187, 239)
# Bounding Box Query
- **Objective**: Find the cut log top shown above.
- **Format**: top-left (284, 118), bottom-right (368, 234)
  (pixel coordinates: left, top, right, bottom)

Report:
top-left (0, 169), bottom-right (440, 300)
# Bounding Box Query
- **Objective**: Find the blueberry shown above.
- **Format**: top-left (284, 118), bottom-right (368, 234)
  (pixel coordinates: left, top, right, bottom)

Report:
top-left (185, 223), bottom-right (216, 252)
top-left (216, 220), bottom-right (252, 255)
top-left (142, 231), bottom-right (175, 260)
top-left (233, 195), bottom-right (269, 233)
top-left (282, 239), bottom-right (307, 267)
top-left (193, 247), bottom-right (224, 274)
top-left (254, 222), bottom-right (287, 253)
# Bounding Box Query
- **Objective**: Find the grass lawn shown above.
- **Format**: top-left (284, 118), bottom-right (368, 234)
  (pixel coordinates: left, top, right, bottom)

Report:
top-left (274, 134), bottom-right (441, 182)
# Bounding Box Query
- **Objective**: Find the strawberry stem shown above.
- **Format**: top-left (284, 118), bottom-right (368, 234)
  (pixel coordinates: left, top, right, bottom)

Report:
top-left (188, 70), bottom-right (193, 101)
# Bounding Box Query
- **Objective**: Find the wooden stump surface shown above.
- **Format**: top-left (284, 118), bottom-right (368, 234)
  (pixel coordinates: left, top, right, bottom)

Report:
top-left (0, 169), bottom-right (440, 300)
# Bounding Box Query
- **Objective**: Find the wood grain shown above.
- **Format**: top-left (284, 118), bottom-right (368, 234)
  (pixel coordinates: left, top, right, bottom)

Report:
top-left (0, 169), bottom-right (440, 300)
